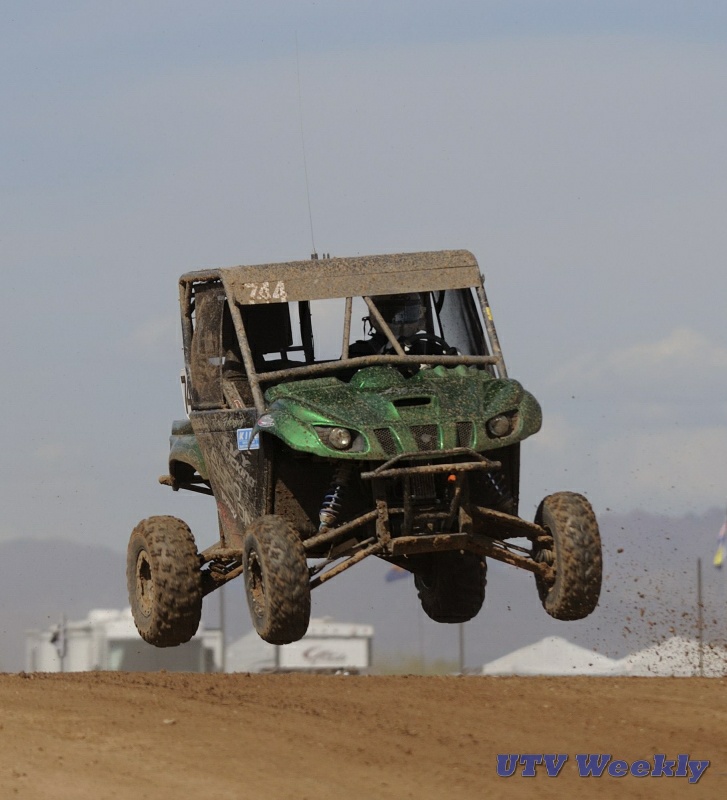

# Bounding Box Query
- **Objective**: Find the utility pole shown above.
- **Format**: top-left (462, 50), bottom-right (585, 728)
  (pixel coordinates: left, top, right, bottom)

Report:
top-left (219, 584), bottom-right (226, 673)
top-left (458, 623), bottom-right (465, 674)
top-left (697, 557), bottom-right (704, 677)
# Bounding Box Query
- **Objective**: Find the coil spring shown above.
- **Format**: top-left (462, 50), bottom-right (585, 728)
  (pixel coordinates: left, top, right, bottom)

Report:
top-left (318, 464), bottom-right (352, 531)
top-left (486, 471), bottom-right (508, 498)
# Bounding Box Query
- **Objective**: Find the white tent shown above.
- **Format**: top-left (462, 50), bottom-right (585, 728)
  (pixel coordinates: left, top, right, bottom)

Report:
top-left (616, 636), bottom-right (727, 677)
top-left (482, 636), bottom-right (619, 676)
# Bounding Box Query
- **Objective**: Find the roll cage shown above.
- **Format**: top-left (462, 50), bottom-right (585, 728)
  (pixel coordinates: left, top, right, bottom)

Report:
top-left (178, 250), bottom-right (508, 415)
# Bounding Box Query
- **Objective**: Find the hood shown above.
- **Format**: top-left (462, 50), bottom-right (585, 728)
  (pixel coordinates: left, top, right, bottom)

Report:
top-left (261, 365), bottom-right (542, 460)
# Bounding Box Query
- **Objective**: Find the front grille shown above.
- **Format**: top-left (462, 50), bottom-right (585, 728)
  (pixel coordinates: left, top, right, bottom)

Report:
top-left (410, 474), bottom-right (437, 500)
top-left (374, 428), bottom-right (398, 456)
top-left (456, 421), bottom-right (474, 448)
top-left (410, 424), bottom-right (439, 451)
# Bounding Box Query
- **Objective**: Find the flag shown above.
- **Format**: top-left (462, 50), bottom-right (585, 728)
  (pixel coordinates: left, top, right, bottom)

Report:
top-left (713, 513), bottom-right (727, 569)
top-left (385, 565), bottom-right (411, 582)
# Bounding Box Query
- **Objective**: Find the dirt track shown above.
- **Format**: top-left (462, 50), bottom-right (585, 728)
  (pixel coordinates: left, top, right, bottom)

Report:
top-left (0, 673), bottom-right (724, 799)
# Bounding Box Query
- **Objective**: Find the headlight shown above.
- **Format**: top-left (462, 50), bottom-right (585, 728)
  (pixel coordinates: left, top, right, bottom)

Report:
top-left (486, 414), bottom-right (514, 438)
top-left (328, 427), bottom-right (353, 450)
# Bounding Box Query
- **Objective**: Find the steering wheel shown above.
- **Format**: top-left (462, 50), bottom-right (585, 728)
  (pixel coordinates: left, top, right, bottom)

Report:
top-left (399, 333), bottom-right (456, 356)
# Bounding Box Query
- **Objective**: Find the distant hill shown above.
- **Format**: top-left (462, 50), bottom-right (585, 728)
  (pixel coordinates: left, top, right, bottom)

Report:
top-left (0, 540), bottom-right (127, 672)
top-left (0, 538), bottom-right (229, 673)
top-left (575, 506), bottom-right (727, 659)
top-left (1, 507), bottom-right (725, 672)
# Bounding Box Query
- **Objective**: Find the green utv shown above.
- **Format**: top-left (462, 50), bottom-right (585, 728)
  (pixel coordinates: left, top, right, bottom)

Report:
top-left (127, 250), bottom-right (602, 647)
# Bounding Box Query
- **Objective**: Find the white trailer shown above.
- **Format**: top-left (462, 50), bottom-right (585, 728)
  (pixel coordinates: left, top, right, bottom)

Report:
top-left (226, 618), bottom-right (374, 673)
top-left (26, 608), bottom-right (223, 673)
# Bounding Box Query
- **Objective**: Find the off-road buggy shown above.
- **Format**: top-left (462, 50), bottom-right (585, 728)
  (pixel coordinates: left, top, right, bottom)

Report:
top-left (127, 250), bottom-right (602, 647)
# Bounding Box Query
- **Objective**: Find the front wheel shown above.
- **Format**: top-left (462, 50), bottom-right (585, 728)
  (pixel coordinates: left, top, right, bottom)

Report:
top-left (127, 516), bottom-right (203, 647)
top-left (533, 492), bottom-right (602, 621)
top-left (243, 515), bottom-right (311, 645)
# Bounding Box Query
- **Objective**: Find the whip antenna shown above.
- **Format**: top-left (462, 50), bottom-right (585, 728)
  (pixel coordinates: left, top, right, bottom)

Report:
top-left (295, 33), bottom-right (317, 258)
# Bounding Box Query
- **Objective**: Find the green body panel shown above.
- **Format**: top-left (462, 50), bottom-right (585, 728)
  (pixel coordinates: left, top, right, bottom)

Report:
top-left (169, 418), bottom-right (208, 479)
top-left (262, 365), bottom-right (542, 460)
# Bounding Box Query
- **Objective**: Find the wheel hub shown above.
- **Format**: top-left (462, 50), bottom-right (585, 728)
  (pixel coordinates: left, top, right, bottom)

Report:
top-left (246, 550), bottom-right (266, 618)
top-left (135, 551), bottom-right (154, 617)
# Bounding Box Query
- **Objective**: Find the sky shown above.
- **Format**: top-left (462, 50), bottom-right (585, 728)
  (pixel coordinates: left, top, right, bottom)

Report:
top-left (1, 1), bottom-right (726, 554)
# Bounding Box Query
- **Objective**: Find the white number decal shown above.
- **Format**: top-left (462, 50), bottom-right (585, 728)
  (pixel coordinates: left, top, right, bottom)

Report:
top-left (242, 280), bottom-right (287, 304)
top-left (243, 282), bottom-right (257, 303)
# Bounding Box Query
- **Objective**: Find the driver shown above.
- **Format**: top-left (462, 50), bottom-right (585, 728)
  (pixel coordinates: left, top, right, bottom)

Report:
top-left (349, 293), bottom-right (454, 356)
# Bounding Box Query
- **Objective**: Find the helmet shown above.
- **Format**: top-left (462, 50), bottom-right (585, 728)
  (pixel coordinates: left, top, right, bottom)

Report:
top-left (370, 293), bottom-right (426, 338)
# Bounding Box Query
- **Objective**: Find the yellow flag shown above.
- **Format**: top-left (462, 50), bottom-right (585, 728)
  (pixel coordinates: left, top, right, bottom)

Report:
top-left (714, 519), bottom-right (727, 568)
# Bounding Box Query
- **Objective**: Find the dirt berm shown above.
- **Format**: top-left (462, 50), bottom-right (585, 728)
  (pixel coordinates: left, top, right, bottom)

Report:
top-left (0, 673), bottom-right (724, 798)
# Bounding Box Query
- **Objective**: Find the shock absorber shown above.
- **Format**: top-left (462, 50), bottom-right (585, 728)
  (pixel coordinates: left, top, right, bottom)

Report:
top-left (318, 463), bottom-right (353, 532)
top-left (486, 470), bottom-right (513, 510)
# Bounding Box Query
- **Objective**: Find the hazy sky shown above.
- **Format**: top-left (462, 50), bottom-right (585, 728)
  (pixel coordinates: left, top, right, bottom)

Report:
top-left (2, 1), bottom-right (726, 552)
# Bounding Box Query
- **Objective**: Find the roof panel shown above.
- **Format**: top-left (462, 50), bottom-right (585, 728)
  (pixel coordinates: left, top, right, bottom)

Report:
top-left (211, 250), bottom-right (480, 304)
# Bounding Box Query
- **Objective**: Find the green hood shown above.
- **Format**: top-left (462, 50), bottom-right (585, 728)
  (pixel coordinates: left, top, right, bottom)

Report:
top-left (261, 365), bottom-right (542, 460)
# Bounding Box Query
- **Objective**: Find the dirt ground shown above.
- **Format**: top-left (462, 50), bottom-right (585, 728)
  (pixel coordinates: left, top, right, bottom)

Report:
top-left (0, 673), bottom-right (724, 799)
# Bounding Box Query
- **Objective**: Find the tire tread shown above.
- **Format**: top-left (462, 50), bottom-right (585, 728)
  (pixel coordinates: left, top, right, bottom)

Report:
top-left (415, 551), bottom-right (487, 624)
top-left (535, 492), bottom-right (602, 621)
top-left (243, 515), bottom-right (311, 645)
top-left (127, 515), bottom-right (202, 647)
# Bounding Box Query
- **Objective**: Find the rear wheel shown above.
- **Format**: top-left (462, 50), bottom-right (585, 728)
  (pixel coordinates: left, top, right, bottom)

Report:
top-left (242, 515), bottom-right (311, 644)
top-left (533, 492), bottom-right (602, 620)
top-left (415, 551), bottom-right (486, 623)
top-left (127, 516), bottom-right (203, 647)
